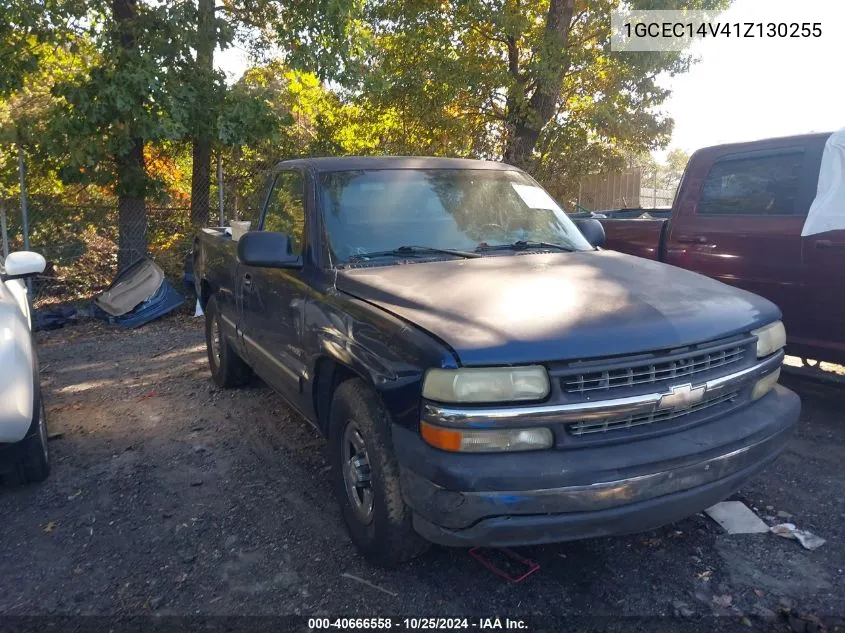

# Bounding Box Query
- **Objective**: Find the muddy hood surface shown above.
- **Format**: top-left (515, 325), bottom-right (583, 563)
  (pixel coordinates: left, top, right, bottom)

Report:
top-left (335, 250), bottom-right (780, 366)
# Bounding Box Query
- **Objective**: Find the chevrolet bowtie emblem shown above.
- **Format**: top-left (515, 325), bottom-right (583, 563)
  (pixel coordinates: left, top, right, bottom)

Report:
top-left (658, 383), bottom-right (706, 411)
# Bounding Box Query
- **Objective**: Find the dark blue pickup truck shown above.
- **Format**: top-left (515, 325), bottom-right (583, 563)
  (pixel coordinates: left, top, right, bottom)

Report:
top-left (193, 156), bottom-right (799, 566)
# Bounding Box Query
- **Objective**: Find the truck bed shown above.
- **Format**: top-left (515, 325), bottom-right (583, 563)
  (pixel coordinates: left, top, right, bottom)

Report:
top-left (600, 217), bottom-right (668, 261)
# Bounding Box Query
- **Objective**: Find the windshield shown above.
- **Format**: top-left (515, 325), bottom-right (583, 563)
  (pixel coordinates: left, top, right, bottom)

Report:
top-left (318, 169), bottom-right (592, 264)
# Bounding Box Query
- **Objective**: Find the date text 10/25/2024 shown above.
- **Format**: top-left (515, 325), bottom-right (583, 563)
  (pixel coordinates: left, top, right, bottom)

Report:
top-left (308, 618), bottom-right (528, 630)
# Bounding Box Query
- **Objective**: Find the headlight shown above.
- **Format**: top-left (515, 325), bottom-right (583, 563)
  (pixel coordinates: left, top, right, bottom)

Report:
top-left (422, 366), bottom-right (550, 403)
top-left (751, 367), bottom-right (781, 401)
top-left (752, 321), bottom-right (786, 358)
top-left (421, 422), bottom-right (553, 452)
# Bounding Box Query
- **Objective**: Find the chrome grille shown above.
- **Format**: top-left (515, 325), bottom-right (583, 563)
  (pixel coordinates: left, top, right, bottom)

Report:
top-left (567, 390), bottom-right (740, 436)
top-left (561, 345), bottom-right (746, 394)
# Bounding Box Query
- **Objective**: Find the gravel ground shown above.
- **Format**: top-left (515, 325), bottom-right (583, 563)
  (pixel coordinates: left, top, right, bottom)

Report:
top-left (1, 315), bottom-right (843, 626)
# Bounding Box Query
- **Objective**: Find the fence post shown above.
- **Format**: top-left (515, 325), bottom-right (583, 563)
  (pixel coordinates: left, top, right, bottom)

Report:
top-left (653, 171), bottom-right (657, 208)
top-left (0, 202), bottom-right (9, 258)
top-left (217, 152), bottom-right (225, 226)
top-left (18, 147), bottom-right (30, 250)
top-left (17, 146), bottom-right (33, 295)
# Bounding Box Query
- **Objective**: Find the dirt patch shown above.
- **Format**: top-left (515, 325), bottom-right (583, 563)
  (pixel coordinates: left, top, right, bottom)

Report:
top-left (0, 315), bottom-right (843, 620)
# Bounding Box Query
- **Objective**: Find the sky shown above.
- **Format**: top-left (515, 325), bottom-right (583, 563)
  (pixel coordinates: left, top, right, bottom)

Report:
top-left (217, 0), bottom-right (845, 161)
top-left (657, 0), bottom-right (845, 157)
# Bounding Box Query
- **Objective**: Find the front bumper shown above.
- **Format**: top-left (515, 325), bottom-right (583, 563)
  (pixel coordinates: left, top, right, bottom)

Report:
top-left (395, 385), bottom-right (799, 547)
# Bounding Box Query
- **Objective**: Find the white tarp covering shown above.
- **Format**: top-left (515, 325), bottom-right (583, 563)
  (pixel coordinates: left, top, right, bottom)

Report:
top-left (802, 128), bottom-right (845, 237)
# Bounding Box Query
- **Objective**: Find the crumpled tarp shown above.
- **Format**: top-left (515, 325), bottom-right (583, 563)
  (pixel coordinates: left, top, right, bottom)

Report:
top-left (93, 258), bottom-right (184, 328)
top-left (802, 128), bottom-right (845, 237)
top-left (33, 306), bottom-right (77, 331)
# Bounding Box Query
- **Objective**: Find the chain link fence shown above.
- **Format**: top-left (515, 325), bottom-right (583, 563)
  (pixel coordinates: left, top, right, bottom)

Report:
top-left (0, 200), bottom-right (200, 308)
top-left (0, 150), bottom-right (283, 310)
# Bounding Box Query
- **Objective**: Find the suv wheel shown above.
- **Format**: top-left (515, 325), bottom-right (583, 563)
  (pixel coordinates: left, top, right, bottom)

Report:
top-left (329, 378), bottom-right (429, 567)
top-left (204, 295), bottom-right (252, 388)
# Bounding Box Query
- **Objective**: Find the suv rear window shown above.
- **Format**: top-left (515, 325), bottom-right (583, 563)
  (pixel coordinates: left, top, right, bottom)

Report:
top-left (698, 151), bottom-right (804, 216)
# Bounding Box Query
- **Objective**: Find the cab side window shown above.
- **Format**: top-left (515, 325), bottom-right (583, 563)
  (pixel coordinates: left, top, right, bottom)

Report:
top-left (698, 152), bottom-right (805, 216)
top-left (262, 170), bottom-right (306, 254)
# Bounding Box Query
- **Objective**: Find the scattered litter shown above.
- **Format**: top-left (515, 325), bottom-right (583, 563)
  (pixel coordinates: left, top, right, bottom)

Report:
top-left (209, 596), bottom-right (223, 604)
top-left (341, 572), bottom-right (398, 597)
top-left (175, 572), bottom-right (188, 584)
top-left (67, 490), bottom-right (82, 500)
top-left (47, 431), bottom-right (65, 441)
top-left (43, 522), bottom-right (56, 533)
top-left (194, 299), bottom-right (204, 318)
top-left (704, 501), bottom-right (769, 534)
top-left (468, 547), bottom-right (540, 583)
top-left (712, 594), bottom-right (733, 608)
top-left (770, 523), bottom-right (826, 550)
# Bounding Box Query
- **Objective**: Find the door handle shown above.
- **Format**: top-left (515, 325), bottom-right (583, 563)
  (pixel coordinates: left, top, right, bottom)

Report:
top-left (242, 273), bottom-right (253, 291)
top-left (812, 239), bottom-right (845, 250)
top-left (675, 235), bottom-right (707, 244)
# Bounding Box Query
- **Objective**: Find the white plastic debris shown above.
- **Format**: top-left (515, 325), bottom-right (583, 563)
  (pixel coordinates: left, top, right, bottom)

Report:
top-left (194, 298), bottom-right (204, 318)
top-left (704, 501), bottom-right (770, 534)
top-left (770, 523), bottom-right (826, 550)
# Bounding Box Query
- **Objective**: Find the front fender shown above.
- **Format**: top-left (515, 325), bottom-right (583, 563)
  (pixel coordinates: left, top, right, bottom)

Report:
top-left (306, 293), bottom-right (458, 431)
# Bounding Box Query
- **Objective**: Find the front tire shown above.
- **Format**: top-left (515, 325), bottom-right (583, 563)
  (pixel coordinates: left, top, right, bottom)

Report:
top-left (204, 295), bottom-right (252, 388)
top-left (329, 379), bottom-right (429, 567)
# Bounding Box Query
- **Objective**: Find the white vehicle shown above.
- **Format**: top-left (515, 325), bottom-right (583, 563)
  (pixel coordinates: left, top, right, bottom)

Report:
top-left (0, 250), bottom-right (50, 483)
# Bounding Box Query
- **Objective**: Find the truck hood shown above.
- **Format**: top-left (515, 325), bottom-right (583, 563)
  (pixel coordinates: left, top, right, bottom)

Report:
top-left (335, 250), bottom-right (781, 366)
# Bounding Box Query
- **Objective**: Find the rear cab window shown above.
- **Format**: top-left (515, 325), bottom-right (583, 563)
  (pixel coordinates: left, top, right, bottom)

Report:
top-left (698, 151), bottom-right (805, 216)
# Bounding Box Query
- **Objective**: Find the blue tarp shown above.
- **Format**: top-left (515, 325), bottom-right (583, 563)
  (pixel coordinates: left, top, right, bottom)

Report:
top-left (100, 278), bottom-right (184, 328)
top-left (93, 258), bottom-right (185, 329)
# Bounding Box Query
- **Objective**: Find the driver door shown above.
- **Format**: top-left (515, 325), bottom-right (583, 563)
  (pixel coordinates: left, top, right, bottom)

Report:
top-left (239, 169), bottom-right (308, 403)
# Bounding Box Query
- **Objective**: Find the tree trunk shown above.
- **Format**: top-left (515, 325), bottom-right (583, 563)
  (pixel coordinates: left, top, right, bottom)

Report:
top-left (503, 0), bottom-right (575, 169)
top-left (112, 0), bottom-right (148, 271)
top-left (117, 137), bottom-right (147, 271)
top-left (191, 140), bottom-right (212, 225)
top-left (190, 0), bottom-right (215, 226)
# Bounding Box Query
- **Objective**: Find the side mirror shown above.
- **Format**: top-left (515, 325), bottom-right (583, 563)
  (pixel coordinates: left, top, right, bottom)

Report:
top-left (237, 231), bottom-right (301, 268)
top-left (573, 218), bottom-right (606, 248)
top-left (2, 251), bottom-right (47, 280)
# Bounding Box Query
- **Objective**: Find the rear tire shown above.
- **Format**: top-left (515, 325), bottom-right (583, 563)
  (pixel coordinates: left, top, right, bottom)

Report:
top-left (329, 378), bottom-right (429, 567)
top-left (15, 398), bottom-right (50, 484)
top-left (205, 295), bottom-right (252, 388)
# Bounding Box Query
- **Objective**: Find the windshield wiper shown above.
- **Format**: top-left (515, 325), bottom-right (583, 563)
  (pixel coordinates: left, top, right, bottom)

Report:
top-left (477, 240), bottom-right (576, 253)
top-left (347, 245), bottom-right (481, 263)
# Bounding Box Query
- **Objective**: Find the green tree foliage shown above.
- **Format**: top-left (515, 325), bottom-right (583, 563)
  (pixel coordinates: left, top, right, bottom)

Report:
top-left (353, 0), bottom-right (730, 201)
top-left (1, 0), bottom-right (728, 283)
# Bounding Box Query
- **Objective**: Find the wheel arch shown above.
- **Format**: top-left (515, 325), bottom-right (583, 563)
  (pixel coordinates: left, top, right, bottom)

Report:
top-left (312, 356), bottom-right (371, 435)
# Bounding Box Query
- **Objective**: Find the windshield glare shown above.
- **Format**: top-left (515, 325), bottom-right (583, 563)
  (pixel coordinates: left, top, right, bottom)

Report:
top-left (318, 169), bottom-right (592, 263)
